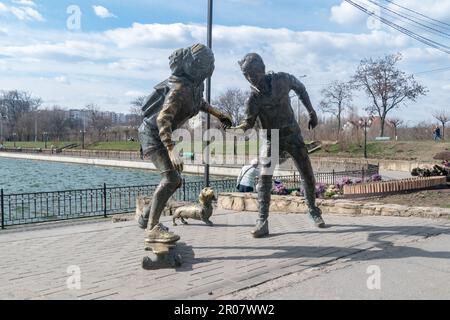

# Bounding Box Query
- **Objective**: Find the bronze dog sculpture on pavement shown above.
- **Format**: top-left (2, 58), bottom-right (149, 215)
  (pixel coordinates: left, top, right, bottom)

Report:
top-left (173, 187), bottom-right (216, 227)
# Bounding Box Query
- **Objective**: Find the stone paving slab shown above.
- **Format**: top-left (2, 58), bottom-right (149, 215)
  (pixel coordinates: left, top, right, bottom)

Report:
top-left (0, 210), bottom-right (449, 300)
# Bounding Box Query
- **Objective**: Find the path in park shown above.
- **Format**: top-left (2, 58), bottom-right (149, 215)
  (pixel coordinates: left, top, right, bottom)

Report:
top-left (380, 170), bottom-right (413, 180)
top-left (0, 210), bottom-right (449, 300)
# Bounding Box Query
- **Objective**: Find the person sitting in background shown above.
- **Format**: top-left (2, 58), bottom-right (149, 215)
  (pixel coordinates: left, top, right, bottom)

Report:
top-left (236, 159), bottom-right (260, 192)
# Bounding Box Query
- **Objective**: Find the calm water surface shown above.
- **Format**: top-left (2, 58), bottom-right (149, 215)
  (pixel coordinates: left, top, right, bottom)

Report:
top-left (0, 157), bottom-right (205, 194)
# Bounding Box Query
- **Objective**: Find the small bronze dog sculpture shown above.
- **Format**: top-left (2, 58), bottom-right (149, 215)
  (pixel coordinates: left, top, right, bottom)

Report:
top-left (173, 187), bottom-right (216, 226)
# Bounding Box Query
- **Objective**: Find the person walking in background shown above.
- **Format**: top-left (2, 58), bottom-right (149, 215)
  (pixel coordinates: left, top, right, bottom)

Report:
top-left (236, 159), bottom-right (260, 192)
top-left (433, 126), bottom-right (441, 141)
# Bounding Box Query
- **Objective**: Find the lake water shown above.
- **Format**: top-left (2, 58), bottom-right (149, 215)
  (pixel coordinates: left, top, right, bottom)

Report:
top-left (0, 157), bottom-right (206, 194)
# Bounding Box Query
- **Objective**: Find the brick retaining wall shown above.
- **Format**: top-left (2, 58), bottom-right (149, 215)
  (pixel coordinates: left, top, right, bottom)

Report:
top-left (217, 193), bottom-right (450, 220)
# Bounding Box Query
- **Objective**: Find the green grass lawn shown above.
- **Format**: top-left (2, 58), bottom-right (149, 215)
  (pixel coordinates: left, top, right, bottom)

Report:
top-left (315, 140), bottom-right (450, 161)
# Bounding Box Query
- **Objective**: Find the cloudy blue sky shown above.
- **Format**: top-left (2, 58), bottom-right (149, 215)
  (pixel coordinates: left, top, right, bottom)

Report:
top-left (0, 0), bottom-right (449, 124)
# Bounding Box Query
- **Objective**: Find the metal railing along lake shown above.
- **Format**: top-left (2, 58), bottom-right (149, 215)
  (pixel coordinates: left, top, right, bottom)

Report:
top-left (0, 166), bottom-right (379, 229)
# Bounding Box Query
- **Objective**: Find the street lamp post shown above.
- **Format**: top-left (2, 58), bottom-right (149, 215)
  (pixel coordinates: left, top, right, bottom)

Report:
top-left (0, 114), bottom-right (7, 143)
top-left (358, 118), bottom-right (373, 159)
top-left (80, 130), bottom-right (85, 149)
top-left (204, 0), bottom-right (213, 188)
top-left (12, 133), bottom-right (17, 148)
top-left (43, 132), bottom-right (48, 149)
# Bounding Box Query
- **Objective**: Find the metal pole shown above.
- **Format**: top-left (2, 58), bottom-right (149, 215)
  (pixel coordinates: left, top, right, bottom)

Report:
top-left (364, 122), bottom-right (368, 159)
top-left (103, 183), bottom-right (107, 218)
top-left (1, 189), bottom-right (4, 230)
top-left (34, 115), bottom-right (37, 143)
top-left (204, 0), bottom-right (213, 187)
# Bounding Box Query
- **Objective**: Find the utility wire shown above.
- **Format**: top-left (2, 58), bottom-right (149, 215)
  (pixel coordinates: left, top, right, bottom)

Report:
top-left (294, 67), bottom-right (450, 91)
top-left (344, 0), bottom-right (450, 54)
top-left (414, 66), bottom-right (450, 75)
top-left (363, 0), bottom-right (450, 39)
top-left (382, 0), bottom-right (450, 29)
top-left (380, 0), bottom-right (450, 32)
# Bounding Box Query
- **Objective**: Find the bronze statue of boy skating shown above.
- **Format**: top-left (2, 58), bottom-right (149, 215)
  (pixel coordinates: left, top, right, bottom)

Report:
top-left (138, 43), bottom-right (232, 243)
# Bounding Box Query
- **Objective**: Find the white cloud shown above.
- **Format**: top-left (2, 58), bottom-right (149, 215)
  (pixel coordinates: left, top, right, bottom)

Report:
top-left (125, 90), bottom-right (146, 97)
top-left (11, 6), bottom-right (44, 21)
top-left (0, 22), bottom-right (448, 122)
top-left (0, 2), bottom-right (44, 21)
top-left (0, 40), bottom-right (108, 60)
top-left (330, 1), bottom-right (366, 25)
top-left (105, 23), bottom-right (199, 48)
top-left (390, 0), bottom-right (450, 21)
top-left (12, 0), bottom-right (36, 7)
top-left (54, 76), bottom-right (70, 85)
top-left (93, 5), bottom-right (116, 19)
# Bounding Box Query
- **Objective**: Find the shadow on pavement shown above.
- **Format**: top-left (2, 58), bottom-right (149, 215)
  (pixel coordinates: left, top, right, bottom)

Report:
top-left (189, 223), bottom-right (450, 265)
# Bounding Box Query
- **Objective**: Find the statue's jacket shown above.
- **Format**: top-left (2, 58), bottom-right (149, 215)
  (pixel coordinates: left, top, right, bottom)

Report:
top-left (139, 75), bottom-right (208, 154)
top-left (241, 72), bottom-right (314, 142)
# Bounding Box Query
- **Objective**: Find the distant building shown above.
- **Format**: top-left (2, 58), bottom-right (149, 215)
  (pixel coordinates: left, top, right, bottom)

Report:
top-left (68, 109), bottom-right (91, 127)
top-left (68, 109), bottom-right (130, 125)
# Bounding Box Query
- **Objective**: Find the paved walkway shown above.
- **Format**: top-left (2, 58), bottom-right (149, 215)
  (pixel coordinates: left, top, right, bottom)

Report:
top-left (379, 170), bottom-right (413, 180)
top-left (1, 210), bottom-right (449, 300)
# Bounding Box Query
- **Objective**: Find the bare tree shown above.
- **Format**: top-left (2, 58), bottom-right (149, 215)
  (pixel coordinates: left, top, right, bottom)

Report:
top-left (47, 106), bottom-right (68, 141)
top-left (85, 104), bottom-right (113, 141)
top-left (433, 109), bottom-right (450, 140)
top-left (319, 81), bottom-right (353, 139)
top-left (352, 53), bottom-right (427, 137)
top-left (0, 90), bottom-right (41, 136)
top-left (388, 117), bottom-right (404, 141)
top-left (15, 112), bottom-right (35, 141)
top-left (213, 88), bottom-right (248, 126)
top-left (129, 96), bottom-right (146, 126)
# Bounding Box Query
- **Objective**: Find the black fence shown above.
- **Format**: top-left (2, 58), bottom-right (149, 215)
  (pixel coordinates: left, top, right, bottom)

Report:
top-left (0, 166), bottom-right (379, 229)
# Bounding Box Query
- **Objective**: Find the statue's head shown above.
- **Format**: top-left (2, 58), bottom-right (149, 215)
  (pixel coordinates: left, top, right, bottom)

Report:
top-left (238, 53), bottom-right (266, 87)
top-left (199, 187), bottom-right (216, 204)
top-left (169, 43), bottom-right (215, 82)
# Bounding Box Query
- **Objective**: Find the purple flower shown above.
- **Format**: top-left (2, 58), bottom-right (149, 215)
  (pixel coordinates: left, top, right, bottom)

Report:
top-left (369, 174), bottom-right (382, 182)
top-left (315, 183), bottom-right (327, 198)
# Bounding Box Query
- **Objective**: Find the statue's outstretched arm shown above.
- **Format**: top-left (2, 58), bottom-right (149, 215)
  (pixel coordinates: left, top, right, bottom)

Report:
top-left (201, 101), bottom-right (232, 129)
top-left (289, 74), bottom-right (318, 130)
top-left (228, 96), bottom-right (259, 133)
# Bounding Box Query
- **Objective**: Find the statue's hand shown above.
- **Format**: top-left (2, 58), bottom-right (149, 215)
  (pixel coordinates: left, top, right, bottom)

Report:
top-left (226, 125), bottom-right (247, 135)
top-left (168, 146), bottom-right (184, 172)
top-left (308, 111), bottom-right (318, 130)
top-left (218, 113), bottom-right (233, 130)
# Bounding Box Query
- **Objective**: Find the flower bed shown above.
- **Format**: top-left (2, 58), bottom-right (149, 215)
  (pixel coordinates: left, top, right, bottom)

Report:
top-left (272, 174), bottom-right (383, 199)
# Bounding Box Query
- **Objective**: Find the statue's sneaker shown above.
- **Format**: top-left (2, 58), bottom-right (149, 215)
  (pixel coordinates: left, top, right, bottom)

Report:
top-left (145, 223), bottom-right (180, 243)
top-left (308, 207), bottom-right (326, 228)
top-left (138, 215), bottom-right (149, 229)
top-left (251, 220), bottom-right (269, 238)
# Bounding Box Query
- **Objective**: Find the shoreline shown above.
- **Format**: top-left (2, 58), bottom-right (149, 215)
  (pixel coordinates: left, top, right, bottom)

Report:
top-left (0, 152), bottom-right (294, 177)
